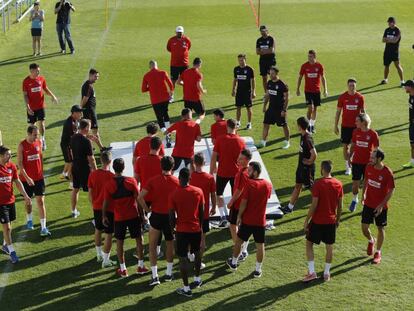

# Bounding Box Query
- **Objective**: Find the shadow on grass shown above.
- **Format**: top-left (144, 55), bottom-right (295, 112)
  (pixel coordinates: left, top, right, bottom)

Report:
top-left (0, 52), bottom-right (63, 67)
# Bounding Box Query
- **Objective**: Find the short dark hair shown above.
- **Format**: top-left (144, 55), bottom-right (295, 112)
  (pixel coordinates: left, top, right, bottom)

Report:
top-left (213, 108), bottom-right (224, 119)
top-left (0, 146), bottom-right (10, 156)
top-left (347, 78), bottom-right (357, 84)
top-left (193, 57), bottom-right (202, 66)
top-left (227, 118), bottom-right (237, 130)
top-left (308, 50), bottom-right (316, 56)
top-left (237, 54), bottom-right (246, 59)
top-left (29, 63), bottom-right (39, 70)
top-left (181, 108), bottom-right (191, 117)
top-left (179, 167), bottom-right (190, 185)
top-left (150, 136), bottom-right (162, 150)
top-left (269, 66), bottom-right (279, 73)
top-left (161, 156), bottom-right (174, 171)
top-left (27, 124), bottom-right (38, 134)
top-left (241, 148), bottom-right (252, 161)
top-left (374, 148), bottom-right (385, 161)
top-left (321, 160), bottom-right (333, 173)
top-left (100, 151), bottom-right (112, 164)
top-left (112, 158), bottom-right (125, 173)
top-left (79, 119), bottom-right (91, 130)
top-left (249, 161), bottom-right (262, 176)
top-left (297, 117), bottom-right (309, 130)
top-left (146, 122), bottom-right (159, 135)
top-left (89, 68), bottom-right (99, 75)
top-left (194, 152), bottom-right (205, 166)
top-left (387, 16), bottom-right (396, 23)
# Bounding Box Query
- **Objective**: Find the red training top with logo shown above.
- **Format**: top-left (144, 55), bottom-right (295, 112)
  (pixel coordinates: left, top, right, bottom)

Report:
top-left (0, 162), bottom-right (18, 205)
top-left (337, 92), bottom-right (365, 128)
top-left (299, 62), bottom-right (324, 93)
top-left (88, 169), bottom-right (115, 211)
top-left (232, 166), bottom-right (249, 210)
top-left (351, 129), bottom-right (379, 164)
top-left (19, 139), bottom-right (43, 182)
top-left (210, 120), bottom-right (227, 143)
top-left (141, 68), bottom-right (174, 105)
top-left (133, 136), bottom-right (165, 159)
top-left (311, 177), bottom-right (343, 224)
top-left (169, 185), bottom-right (204, 233)
top-left (214, 134), bottom-right (246, 178)
top-left (167, 120), bottom-right (201, 158)
top-left (144, 174), bottom-right (179, 214)
top-left (134, 154), bottom-right (162, 190)
top-left (241, 178), bottom-right (272, 227)
top-left (166, 35), bottom-right (191, 67)
top-left (181, 68), bottom-right (203, 102)
top-left (363, 164), bottom-right (395, 209)
top-left (190, 171), bottom-right (216, 218)
top-left (104, 176), bottom-right (139, 221)
top-left (22, 75), bottom-right (47, 111)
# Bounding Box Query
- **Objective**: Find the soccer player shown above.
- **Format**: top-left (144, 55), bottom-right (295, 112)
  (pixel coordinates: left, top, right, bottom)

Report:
top-left (348, 113), bottom-right (379, 212)
top-left (70, 119), bottom-right (97, 218)
top-left (17, 125), bottom-right (50, 236)
top-left (232, 54), bottom-right (256, 129)
top-left (134, 137), bottom-right (162, 190)
top-left (226, 149), bottom-right (252, 261)
top-left (210, 109), bottom-right (227, 145)
top-left (80, 68), bottom-right (110, 151)
top-left (132, 122), bottom-right (165, 165)
top-left (60, 105), bottom-right (83, 180)
top-left (303, 161), bottom-right (343, 282)
top-left (169, 168), bottom-right (204, 297)
top-left (361, 149), bottom-right (395, 264)
top-left (296, 50), bottom-right (328, 133)
top-left (178, 57), bottom-right (207, 123)
top-left (257, 66), bottom-right (290, 149)
top-left (88, 151), bottom-right (116, 268)
top-left (381, 17), bottom-right (404, 86)
top-left (167, 108), bottom-right (202, 171)
top-left (256, 25), bottom-right (276, 94)
top-left (334, 78), bottom-right (365, 175)
top-left (102, 158), bottom-right (148, 277)
top-left (210, 119), bottom-right (246, 227)
top-left (226, 162), bottom-right (272, 278)
top-left (137, 156), bottom-right (179, 286)
top-left (190, 152), bottom-right (217, 267)
top-left (402, 80), bottom-right (414, 168)
top-left (141, 60), bottom-right (174, 136)
top-left (0, 146), bottom-right (31, 263)
top-left (23, 63), bottom-right (58, 150)
top-left (282, 117), bottom-right (317, 214)
top-left (167, 25), bottom-right (191, 88)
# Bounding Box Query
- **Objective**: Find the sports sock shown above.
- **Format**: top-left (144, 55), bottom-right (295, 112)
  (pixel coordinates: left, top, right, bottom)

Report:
top-left (401, 80), bottom-right (405, 84)
top-left (324, 263), bottom-right (331, 275)
top-left (166, 262), bottom-right (173, 275)
top-left (102, 252), bottom-right (110, 263)
top-left (26, 213), bottom-right (33, 221)
top-left (195, 119), bottom-right (201, 124)
top-left (309, 119), bottom-right (315, 127)
top-left (231, 256), bottom-right (238, 265)
top-left (255, 261), bottom-right (262, 272)
top-left (138, 260), bottom-right (144, 268)
top-left (369, 238), bottom-right (374, 243)
top-left (376, 249), bottom-right (381, 254)
top-left (219, 207), bottom-right (226, 218)
top-left (194, 276), bottom-right (201, 282)
top-left (151, 265), bottom-right (158, 278)
top-left (352, 195), bottom-right (358, 202)
top-left (345, 161), bottom-right (350, 168)
top-left (156, 245), bottom-right (161, 255)
top-left (2, 240), bottom-right (6, 246)
top-left (411, 158), bottom-right (414, 164)
top-left (261, 140), bottom-right (267, 147)
top-left (40, 218), bottom-right (46, 230)
top-left (242, 240), bottom-right (249, 253)
top-left (308, 260), bottom-right (315, 274)
top-left (165, 121), bottom-right (170, 129)
top-left (184, 285), bottom-right (190, 292)
top-left (7, 245), bottom-right (15, 253)
top-left (95, 246), bottom-right (102, 257)
top-left (161, 127), bottom-right (167, 133)
top-left (120, 263), bottom-right (126, 271)
top-left (288, 203), bottom-right (294, 210)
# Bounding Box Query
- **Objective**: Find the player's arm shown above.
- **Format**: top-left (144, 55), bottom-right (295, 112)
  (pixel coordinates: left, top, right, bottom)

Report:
top-left (375, 188), bottom-right (395, 217)
top-left (210, 192), bottom-right (217, 216)
top-left (334, 108), bottom-right (341, 135)
top-left (231, 78), bottom-right (237, 97)
top-left (87, 155), bottom-right (97, 171)
top-left (17, 143), bottom-right (34, 186)
top-left (321, 74), bottom-right (328, 97)
top-left (176, 75), bottom-right (184, 86)
top-left (137, 189), bottom-right (150, 213)
top-left (80, 95), bottom-right (89, 108)
top-left (282, 90), bottom-right (289, 117)
top-left (166, 39), bottom-right (171, 52)
top-left (296, 74), bottom-right (303, 96)
top-left (44, 86), bottom-right (58, 103)
top-left (349, 142), bottom-right (355, 162)
top-left (197, 81), bottom-right (207, 94)
top-left (227, 189), bottom-right (243, 209)
top-left (141, 77), bottom-right (149, 93)
top-left (88, 187), bottom-right (93, 204)
top-left (198, 202), bottom-right (204, 229)
top-left (336, 195), bottom-right (343, 227)
top-left (256, 47), bottom-right (262, 56)
top-left (168, 208), bottom-right (176, 232)
top-left (304, 196), bottom-right (318, 232)
top-left (251, 76), bottom-right (256, 99)
top-left (165, 74), bottom-right (174, 96)
top-left (262, 90), bottom-right (269, 113)
top-left (303, 148), bottom-right (317, 165)
top-left (388, 31), bottom-right (401, 44)
top-left (210, 151), bottom-right (218, 174)
top-left (236, 199), bottom-right (247, 227)
top-left (13, 178), bottom-right (31, 206)
top-left (55, 1), bottom-right (63, 14)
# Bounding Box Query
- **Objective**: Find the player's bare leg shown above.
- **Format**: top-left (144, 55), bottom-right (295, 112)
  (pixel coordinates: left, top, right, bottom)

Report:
top-left (383, 65), bottom-right (390, 82)
top-left (91, 128), bottom-right (104, 149)
top-left (262, 75), bottom-right (267, 94)
top-left (236, 107), bottom-right (242, 125)
top-left (393, 61), bottom-right (404, 83)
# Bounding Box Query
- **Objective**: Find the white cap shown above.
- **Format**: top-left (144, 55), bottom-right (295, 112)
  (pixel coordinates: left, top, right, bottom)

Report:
top-left (176, 26), bottom-right (184, 33)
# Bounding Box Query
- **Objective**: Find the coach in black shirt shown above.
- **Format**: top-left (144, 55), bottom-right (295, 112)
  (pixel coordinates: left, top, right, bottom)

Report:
top-left (256, 25), bottom-right (276, 94)
top-left (55, 0), bottom-right (75, 54)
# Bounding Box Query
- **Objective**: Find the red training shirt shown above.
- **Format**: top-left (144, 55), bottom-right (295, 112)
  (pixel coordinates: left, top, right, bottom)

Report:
top-left (181, 68), bottom-right (203, 102)
top-left (311, 177), bottom-right (343, 225)
top-left (351, 129), bottom-right (379, 164)
top-left (299, 62), bottom-right (324, 93)
top-left (134, 136), bottom-right (165, 159)
top-left (144, 174), bottom-right (179, 214)
top-left (141, 68), bottom-right (174, 105)
top-left (88, 169), bottom-right (115, 211)
top-left (134, 154), bottom-right (162, 189)
top-left (363, 164), bottom-right (395, 209)
top-left (19, 139), bottom-right (43, 182)
top-left (214, 134), bottom-right (246, 178)
top-left (0, 162), bottom-right (18, 205)
top-left (232, 166), bottom-right (249, 210)
top-left (337, 92), bottom-right (365, 128)
top-left (190, 171), bottom-right (216, 218)
top-left (22, 75), bottom-right (47, 111)
top-left (166, 35), bottom-right (191, 67)
top-left (210, 119), bottom-right (227, 143)
top-left (241, 178), bottom-right (272, 227)
top-left (167, 120), bottom-right (201, 158)
top-left (169, 185), bottom-right (204, 233)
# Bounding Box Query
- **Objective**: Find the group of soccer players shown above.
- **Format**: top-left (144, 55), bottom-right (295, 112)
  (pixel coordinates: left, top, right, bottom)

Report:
top-left (0, 17), bottom-right (412, 298)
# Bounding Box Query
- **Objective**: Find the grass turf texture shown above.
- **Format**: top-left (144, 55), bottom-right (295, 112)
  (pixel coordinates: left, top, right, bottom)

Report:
top-left (0, 0), bottom-right (414, 310)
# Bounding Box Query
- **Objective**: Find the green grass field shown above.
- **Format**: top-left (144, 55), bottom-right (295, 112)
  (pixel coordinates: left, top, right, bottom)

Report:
top-left (1, 0), bottom-right (414, 310)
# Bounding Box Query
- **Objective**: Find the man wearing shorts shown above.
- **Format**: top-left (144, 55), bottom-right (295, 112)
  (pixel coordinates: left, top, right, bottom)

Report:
top-left (361, 149), bottom-right (395, 264)
top-left (402, 80), bottom-right (414, 168)
top-left (303, 161), bottom-right (343, 283)
top-left (167, 25), bottom-right (191, 89)
top-left (23, 63), bottom-right (58, 150)
top-left (256, 25), bottom-right (276, 94)
top-left (232, 54), bottom-right (255, 129)
top-left (334, 78), bottom-right (365, 175)
top-left (17, 125), bottom-right (50, 236)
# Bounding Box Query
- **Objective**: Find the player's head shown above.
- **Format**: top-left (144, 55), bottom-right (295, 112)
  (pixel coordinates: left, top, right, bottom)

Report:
top-left (347, 78), bottom-right (357, 92)
top-left (370, 148), bottom-right (385, 165)
top-left (213, 108), bottom-right (224, 121)
top-left (179, 167), bottom-right (190, 186)
top-left (176, 25), bottom-right (184, 37)
top-left (79, 119), bottom-right (91, 133)
top-left (146, 122), bottom-right (159, 135)
top-left (237, 148), bottom-right (252, 167)
top-left (112, 158), bottom-right (125, 174)
top-left (269, 66), bottom-right (279, 80)
top-left (237, 54), bottom-right (246, 66)
top-left (0, 146), bottom-right (11, 164)
top-left (100, 150), bottom-right (112, 166)
top-left (71, 105), bottom-right (83, 120)
top-left (248, 161), bottom-right (261, 178)
top-left (320, 160), bottom-right (333, 176)
top-left (181, 108), bottom-right (192, 120)
top-left (150, 136), bottom-right (162, 151)
top-left (149, 60), bottom-right (158, 69)
top-left (356, 113), bottom-right (371, 129)
top-left (27, 124), bottom-right (39, 142)
top-left (308, 50), bottom-right (316, 62)
top-left (193, 57), bottom-right (202, 68)
top-left (297, 116), bottom-right (309, 132)
top-left (89, 69), bottom-right (99, 82)
top-left (404, 80), bottom-right (414, 94)
top-left (387, 16), bottom-right (396, 27)
top-left (34, 1), bottom-right (40, 8)
top-left (194, 152), bottom-right (205, 167)
top-left (161, 156), bottom-right (174, 172)
top-left (29, 63), bottom-right (40, 76)
top-left (226, 118), bottom-right (237, 133)
top-left (259, 25), bottom-right (268, 37)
